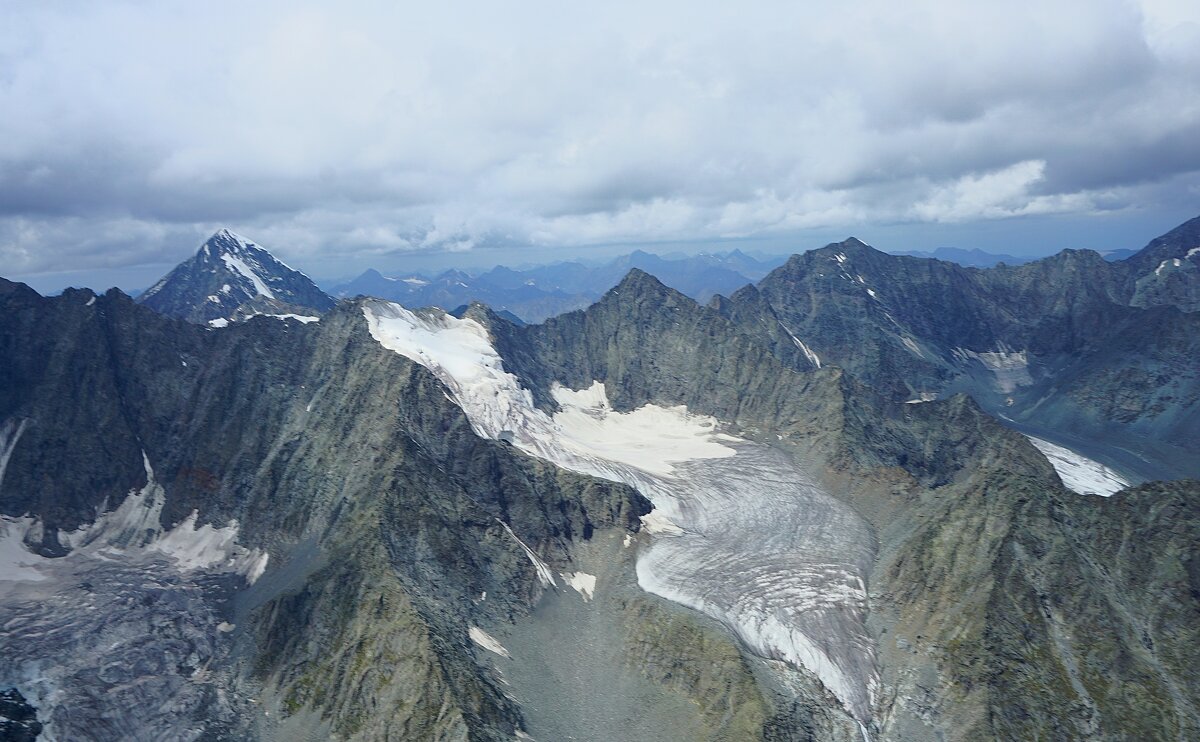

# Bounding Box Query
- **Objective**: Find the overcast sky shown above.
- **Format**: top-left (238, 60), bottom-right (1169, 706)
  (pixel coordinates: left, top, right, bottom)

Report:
top-left (3, 0), bottom-right (1200, 292)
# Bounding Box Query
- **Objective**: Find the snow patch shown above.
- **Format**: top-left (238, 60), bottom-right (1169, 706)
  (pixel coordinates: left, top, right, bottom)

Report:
top-left (953, 345), bottom-right (1032, 393)
top-left (498, 520), bottom-right (556, 586)
top-left (221, 253), bottom-right (275, 299)
top-left (208, 318), bottom-right (230, 328)
top-left (402, 277), bottom-right (429, 286)
top-left (267, 313), bottom-right (320, 324)
top-left (2, 452), bottom-right (268, 585)
top-left (550, 383), bottom-right (735, 476)
top-left (469, 626), bottom-right (512, 658)
top-left (1025, 436), bottom-right (1130, 497)
top-left (780, 322), bottom-right (822, 368)
top-left (562, 571), bottom-right (597, 601)
top-left (904, 392), bottom-right (937, 404)
top-left (1154, 258), bottom-right (1183, 276)
top-left (900, 337), bottom-right (924, 358)
top-left (85, 296), bottom-right (95, 306)
top-left (0, 418), bottom-right (30, 493)
top-left (641, 510), bottom-right (684, 535)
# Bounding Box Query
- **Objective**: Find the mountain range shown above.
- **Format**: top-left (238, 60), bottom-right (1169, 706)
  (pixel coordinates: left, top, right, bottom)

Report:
top-left (1, 215), bottom-right (1198, 740)
top-left (330, 249), bottom-right (789, 323)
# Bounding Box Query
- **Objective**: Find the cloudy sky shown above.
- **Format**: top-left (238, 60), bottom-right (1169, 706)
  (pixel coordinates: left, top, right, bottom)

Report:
top-left (3, 0), bottom-right (1200, 292)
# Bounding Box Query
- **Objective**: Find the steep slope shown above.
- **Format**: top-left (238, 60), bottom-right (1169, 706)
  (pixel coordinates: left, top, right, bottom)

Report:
top-left (138, 229), bottom-right (335, 325)
top-left (1121, 214), bottom-right (1200, 312)
top-left (0, 279), bottom-right (647, 740)
top-left (475, 271), bottom-right (1200, 740)
top-left (718, 222), bottom-right (1200, 478)
top-left (3, 266), bottom-right (1199, 741)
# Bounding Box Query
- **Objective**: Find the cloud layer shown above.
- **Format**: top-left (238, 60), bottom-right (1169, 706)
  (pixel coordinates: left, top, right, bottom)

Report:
top-left (2, 0), bottom-right (1199, 280)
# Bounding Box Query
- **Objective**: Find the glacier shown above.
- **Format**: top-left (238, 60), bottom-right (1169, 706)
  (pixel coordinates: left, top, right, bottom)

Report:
top-left (364, 300), bottom-right (878, 725)
top-left (0, 451), bottom-right (268, 740)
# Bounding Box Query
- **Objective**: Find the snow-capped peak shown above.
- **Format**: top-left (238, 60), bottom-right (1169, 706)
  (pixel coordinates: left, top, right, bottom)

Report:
top-left (137, 229), bottom-right (335, 324)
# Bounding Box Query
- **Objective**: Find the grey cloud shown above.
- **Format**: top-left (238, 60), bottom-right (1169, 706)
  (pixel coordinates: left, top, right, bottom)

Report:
top-left (1, 0), bottom-right (1199, 285)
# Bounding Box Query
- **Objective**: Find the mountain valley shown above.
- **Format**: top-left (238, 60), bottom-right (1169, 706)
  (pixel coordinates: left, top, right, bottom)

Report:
top-left (2, 216), bottom-right (1199, 741)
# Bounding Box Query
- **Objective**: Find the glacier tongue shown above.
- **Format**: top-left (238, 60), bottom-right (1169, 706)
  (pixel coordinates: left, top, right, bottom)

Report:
top-left (364, 300), bottom-right (878, 723)
top-left (0, 452), bottom-right (268, 740)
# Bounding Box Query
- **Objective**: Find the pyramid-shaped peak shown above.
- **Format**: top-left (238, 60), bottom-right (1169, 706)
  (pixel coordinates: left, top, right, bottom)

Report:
top-left (831, 236), bottom-right (875, 252)
top-left (202, 228), bottom-right (261, 256)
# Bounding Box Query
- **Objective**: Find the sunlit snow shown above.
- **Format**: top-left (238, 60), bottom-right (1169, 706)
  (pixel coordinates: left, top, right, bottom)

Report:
top-left (364, 301), bottom-right (877, 724)
top-left (221, 253), bottom-right (276, 299)
top-left (469, 626), bottom-right (512, 658)
top-left (1025, 436), bottom-right (1130, 497)
top-left (1, 452), bottom-right (268, 585)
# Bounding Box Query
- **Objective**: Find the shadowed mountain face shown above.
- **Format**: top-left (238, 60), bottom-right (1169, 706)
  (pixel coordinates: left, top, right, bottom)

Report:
top-left (713, 217), bottom-right (1200, 479)
top-left (138, 229), bottom-right (335, 325)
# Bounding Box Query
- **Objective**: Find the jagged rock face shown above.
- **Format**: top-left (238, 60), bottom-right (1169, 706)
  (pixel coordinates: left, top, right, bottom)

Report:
top-left (1123, 215), bottom-right (1200, 312)
top-left (0, 279), bottom-right (647, 740)
top-left (138, 229), bottom-right (335, 324)
top-left (0, 688), bottom-right (42, 742)
top-left (717, 221), bottom-right (1200, 478)
top-left (2, 255), bottom-right (1199, 741)
top-left (869, 472), bottom-right (1200, 740)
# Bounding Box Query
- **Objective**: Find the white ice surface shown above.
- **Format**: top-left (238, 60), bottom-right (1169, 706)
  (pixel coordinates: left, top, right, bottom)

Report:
top-left (208, 318), bottom-right (230, 328)
top-left (364, 301), bottom-right (877, 723)
top-left (1025, 436), bottom-right (1130, 497)
top-left (221, 253), bottom-right (276, 299)
top-left (469, 626), bottom-right (512, 658)
top-left (266, 313), bottom-right (320, 323)
top-left (0, 517), bottom-right (47, 582)
top-left (1, 452), bottom-right (268, 585)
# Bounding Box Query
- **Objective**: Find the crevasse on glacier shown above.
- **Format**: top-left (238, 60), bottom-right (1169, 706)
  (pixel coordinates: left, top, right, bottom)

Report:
top-left (364, 301), bottom-right (879, 724)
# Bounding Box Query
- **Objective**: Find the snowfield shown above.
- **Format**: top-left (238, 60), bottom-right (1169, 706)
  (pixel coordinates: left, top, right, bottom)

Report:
top-left (1025, 435), bottom-right (1131, 497)
top-left (364, 300), bottom-right (878, 727)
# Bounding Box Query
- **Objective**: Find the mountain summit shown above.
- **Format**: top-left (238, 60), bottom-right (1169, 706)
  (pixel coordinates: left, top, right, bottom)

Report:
top-left (138, 229), bottom-right (335, 325)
